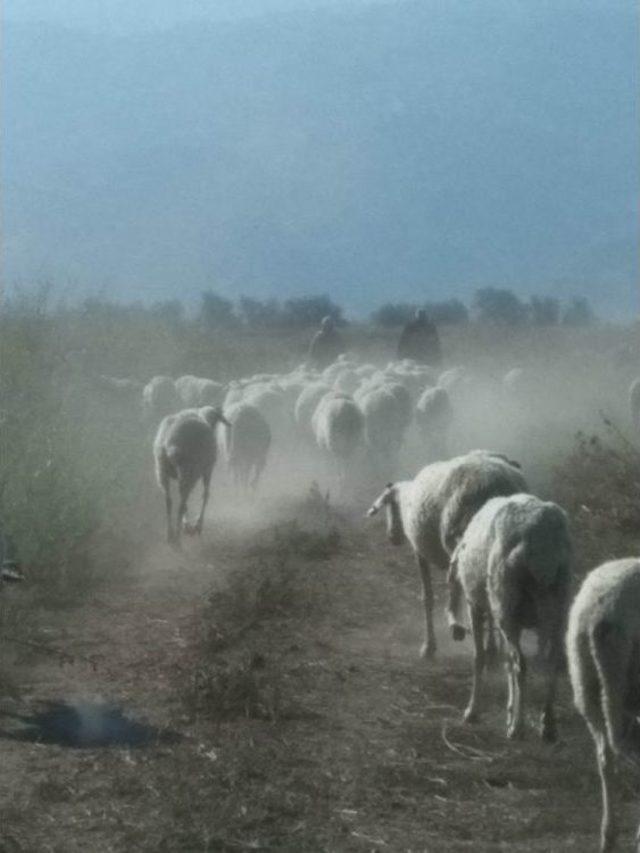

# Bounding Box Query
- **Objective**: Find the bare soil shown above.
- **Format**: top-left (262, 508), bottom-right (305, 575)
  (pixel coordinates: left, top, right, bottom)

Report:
top-left (0, 503), bottom-right (637, 853)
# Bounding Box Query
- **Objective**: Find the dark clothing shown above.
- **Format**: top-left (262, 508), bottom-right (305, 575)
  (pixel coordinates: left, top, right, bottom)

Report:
top-left (308, 327), bottom-right (345, 369)
top-left (397, 318), bottom-right (442, 366)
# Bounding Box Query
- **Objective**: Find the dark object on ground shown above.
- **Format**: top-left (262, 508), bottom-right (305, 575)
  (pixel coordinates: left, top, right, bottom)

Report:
top-left (0, 529), bottom-right (23, 584)
top-left (0, 701), bottom-right (182, 748)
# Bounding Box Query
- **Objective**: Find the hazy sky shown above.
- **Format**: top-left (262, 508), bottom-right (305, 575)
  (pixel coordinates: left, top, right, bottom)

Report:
top-left (4, 0), bottom-right (382, 30)
top-left (3, 0), bottom-right (638, 317)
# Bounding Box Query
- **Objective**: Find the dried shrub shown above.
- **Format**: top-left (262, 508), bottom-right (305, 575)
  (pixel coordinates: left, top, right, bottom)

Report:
top-left (552, 424), bottom-right (640, 574)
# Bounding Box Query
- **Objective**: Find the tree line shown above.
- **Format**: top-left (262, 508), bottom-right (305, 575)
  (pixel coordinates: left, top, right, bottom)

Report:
top-left (53, 288), bottom-right (595, 332)
top-left (191, 288), bottom-right (596, 330)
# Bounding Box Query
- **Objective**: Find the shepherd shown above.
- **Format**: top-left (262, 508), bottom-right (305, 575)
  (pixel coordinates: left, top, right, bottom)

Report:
top-left (308, 315), bottom-right (345, 370)
top-left (397, 308), bottom-right (442, 366)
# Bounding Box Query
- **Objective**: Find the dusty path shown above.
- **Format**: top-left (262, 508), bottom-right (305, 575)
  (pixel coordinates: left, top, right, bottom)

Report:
top-left (0, 508), bottom-right (633, 852)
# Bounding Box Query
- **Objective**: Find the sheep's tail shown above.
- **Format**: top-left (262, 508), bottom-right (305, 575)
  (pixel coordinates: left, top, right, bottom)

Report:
top-left (589, 618), bottom-right (629, 757)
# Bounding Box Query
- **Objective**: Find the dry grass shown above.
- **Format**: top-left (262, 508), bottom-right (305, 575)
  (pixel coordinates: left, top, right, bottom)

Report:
top-left (553, 421), bottom-right (640, 576)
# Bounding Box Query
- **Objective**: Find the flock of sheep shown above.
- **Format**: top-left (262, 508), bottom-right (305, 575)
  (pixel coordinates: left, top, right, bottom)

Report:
top-left (63, 353), bottom-right (640, 850)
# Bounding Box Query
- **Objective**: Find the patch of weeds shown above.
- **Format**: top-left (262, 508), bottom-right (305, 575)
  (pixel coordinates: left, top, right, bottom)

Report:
top-left (553, 425), bottom-right (640, 572)
top-left (202, 555), bottom-right (303, 649)
top-left (183, 652), bottom-right (282, 721)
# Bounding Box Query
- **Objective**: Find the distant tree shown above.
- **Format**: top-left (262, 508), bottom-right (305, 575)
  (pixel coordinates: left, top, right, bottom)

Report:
top-left (199, 291), bottom-right (237, 329)
top-left (474, 288), bottom-right (527, 326)
top-left (529, 296), bottom-right (560, 326)
top-left (370, 302), bottom-right (417, 327)
top-left (562, 296), bottom-right (596, 327)
top-left (424, 298), bottom-right (469, 325)
top-left (239, 296), bottom-right (283, 329)
top-left (282, 295), bottom-right (344, 328)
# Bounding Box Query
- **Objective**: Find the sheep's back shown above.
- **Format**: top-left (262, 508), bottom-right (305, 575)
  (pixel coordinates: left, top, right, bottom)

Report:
top-left (401, 452), bottom-right (527, 567)
top-left (225, 403), bottom-right (271, 462)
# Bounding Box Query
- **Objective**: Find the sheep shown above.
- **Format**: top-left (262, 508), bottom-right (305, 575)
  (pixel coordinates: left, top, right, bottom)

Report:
top-left (629, 378), bottom-right (640, 430)
top-left (175, 375), bottom-right (225, 408)
top-left (222, 402), bottom-right (271, 489)
top-left (294, 382), bottom-right (332, 437)
top-left (366, 450), bottom-right (527, 659)
top-left (415, 386), bottom-right (454, 461)
top-left (95, 375), bottom-right (142, 405)
top-left (358, 383), bottom-right (412, 478)
top-left (142, 376), bottom-right (181, 424)
top-left (438, 366), bottom-right (472, 405)
top-left (224, 381), bottom-right (245, 409)
top-left (566, 558), bottom-right (640, 852)
top-left (384, 361), bottom-right (437, 401)
top-left (312, 392), bottom-right (364, 492)
top-left (448, 494), bottom-right (572, 742)
top-left (333, 367), bottom-right (360, 395)
top-left (242, 383), bottom-right (290, 439)
top-left (153, 406), bottom-right (230, 546)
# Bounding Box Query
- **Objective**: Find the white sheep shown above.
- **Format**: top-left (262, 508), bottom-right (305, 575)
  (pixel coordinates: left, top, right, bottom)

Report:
top-left (448, 494), bottom-right (572, 742)
top-left (312, 392), bottom-right (364, 492)
top-left (333, 367), bottom-right (360, 395)
top-left (629, 378), bottom-right (640, 430)
top-left (366, 450), bottom-right (527, 659)
top-left (294, 382), bottom-right (332, 437)
top-left (415, 386), bottom-right (454, 461)
top-left (95, 375), bottom-right (143, 406)
top-left (242, 383), bottom-right (290, 440)
top-left (223, 381), bottom-right (245, 409)
top-left (358, 382), bottom-right (412, 477)
top-left (222, 402), bottom-right (271, 489)
top-left (566, 558), bottom-right (640, 852)
top-left (142, 376), bottom-right (182, 424)
top-left (175, 375), bottom-right (225, 408)
top-left (153, 406), bottom-right (230, 546)
top-left (438, 366), bottom-right (472, 404)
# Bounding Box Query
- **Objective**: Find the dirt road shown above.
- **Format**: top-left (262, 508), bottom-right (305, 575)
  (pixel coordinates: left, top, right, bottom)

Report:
top-left (0, 503), bottom-right (630, 852)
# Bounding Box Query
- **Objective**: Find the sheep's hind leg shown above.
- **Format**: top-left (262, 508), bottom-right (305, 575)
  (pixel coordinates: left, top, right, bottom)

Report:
top-left (250, 460), bottom-right (265, 491)
top-left (161, 477), bottom-right (175, 545)
top-left (176, 475), bottom-right (195, 546)
top-left (504, 631), bottom-right (526, 739)
top-left (485, 610), bottom-right (500, 671)
top-left (194, 468), bottom-right (212, 535)
top-left (417, 555), bottom-right (437, 659)
top-left (464, 604), bottom-right (485, 723)
top-left (592, 728), bottom-right (616, 853)
top-left (538, 611), bottom-right (562, 742)
top-left (446, 561), bottom-right (466, 642)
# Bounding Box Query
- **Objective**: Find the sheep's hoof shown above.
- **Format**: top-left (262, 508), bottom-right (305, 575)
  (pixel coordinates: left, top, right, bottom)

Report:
top-left (463, 707), bottom-right (479, 724)
top-left (451, 624), bottom-right (466, 642)
top-left (420, 641), bottom-right (437, 660)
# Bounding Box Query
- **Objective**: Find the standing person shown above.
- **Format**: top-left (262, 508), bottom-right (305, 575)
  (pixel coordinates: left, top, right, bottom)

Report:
top-left (308, 316), bottom-right (345, 370)
top-left (397, 308), bottom-right (442, 366)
